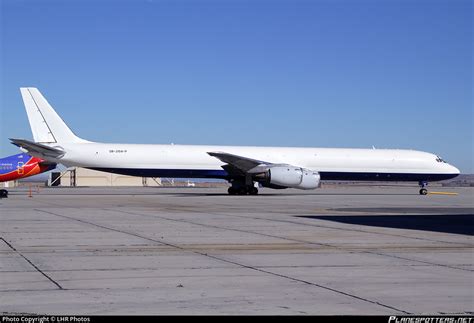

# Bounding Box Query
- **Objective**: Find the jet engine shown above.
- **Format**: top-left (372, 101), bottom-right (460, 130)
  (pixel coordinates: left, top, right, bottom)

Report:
top-left (256, 166), bottom-right (321, 190)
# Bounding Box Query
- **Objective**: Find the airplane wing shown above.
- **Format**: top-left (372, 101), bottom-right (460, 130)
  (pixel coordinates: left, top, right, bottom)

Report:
top-left (207, 152), bottom-right (273, 175)
top-left (10, 138), bottom-right (65, 159)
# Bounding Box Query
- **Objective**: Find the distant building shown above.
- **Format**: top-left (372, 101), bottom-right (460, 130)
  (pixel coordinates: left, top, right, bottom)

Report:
top-left (58, 167), bottom-right (162, 187)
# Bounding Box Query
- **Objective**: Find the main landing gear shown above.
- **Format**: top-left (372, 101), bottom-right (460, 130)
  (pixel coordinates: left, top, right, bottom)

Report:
top-left (0, 189), bottom-right (8, 199)
top-left (419, 181), bottom-right (428, 195)
top-left (228, 185), bottom-right (258, 195)
top-left (227, 178), bottom-right (259, 195)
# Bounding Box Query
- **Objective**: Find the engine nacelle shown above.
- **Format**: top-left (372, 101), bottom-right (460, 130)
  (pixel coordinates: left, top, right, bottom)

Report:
top-left (298, 168), bottom-right (321, 189)
top-left (265, 166), bottom-right (320, 190)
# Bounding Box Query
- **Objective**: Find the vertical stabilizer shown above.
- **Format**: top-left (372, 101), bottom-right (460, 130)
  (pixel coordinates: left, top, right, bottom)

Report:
top-left (20, 88), bottom-right (87, 143)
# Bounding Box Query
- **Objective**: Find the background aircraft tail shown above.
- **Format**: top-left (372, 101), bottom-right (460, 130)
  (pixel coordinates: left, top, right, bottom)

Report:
top-left (20, 88), bottom-right (88, 143)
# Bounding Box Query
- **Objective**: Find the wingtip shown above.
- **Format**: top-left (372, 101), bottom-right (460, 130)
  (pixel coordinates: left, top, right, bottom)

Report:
top-left (9, 138), bottom-right (23, 149)
top-left (9, 137), bottom-right (21, 143)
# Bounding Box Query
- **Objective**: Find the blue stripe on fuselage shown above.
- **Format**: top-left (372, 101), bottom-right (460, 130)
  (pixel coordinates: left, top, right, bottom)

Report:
top-left (319, 172), bottom-right (458, 182)
top-left (87, 167), bottom-right (229, 179)
top-left (87, 167), bottom-right (459, 182)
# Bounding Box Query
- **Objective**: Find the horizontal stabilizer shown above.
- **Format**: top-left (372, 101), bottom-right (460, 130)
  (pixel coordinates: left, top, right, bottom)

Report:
top-left (10, 138), bottom-right (65, 159)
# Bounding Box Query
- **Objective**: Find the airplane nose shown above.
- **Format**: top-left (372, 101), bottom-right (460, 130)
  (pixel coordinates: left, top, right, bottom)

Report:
top-left (449, 164), bottom-right (460, 175)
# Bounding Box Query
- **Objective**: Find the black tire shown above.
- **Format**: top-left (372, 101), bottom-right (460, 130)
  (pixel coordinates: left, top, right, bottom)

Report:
top-left (249, 187), bottom-right (258, 195)
top-left (238, 187), bottom-right (248, 195)
top-left (228, 187), bottom-right (237, 195)
top-left (419, 188), bottom-right (428, 195)
top-left (0, 189), bottom-right (8, 198)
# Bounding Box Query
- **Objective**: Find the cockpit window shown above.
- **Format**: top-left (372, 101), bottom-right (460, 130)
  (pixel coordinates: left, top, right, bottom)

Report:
top-left (435, 156), bottom-right (447, 163)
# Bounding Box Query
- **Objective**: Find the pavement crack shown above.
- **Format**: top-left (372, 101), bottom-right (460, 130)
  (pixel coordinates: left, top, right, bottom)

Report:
top-left (200, 252), bottom-right (412, 314)
top-left (0, 237), bottom-right (63, 290)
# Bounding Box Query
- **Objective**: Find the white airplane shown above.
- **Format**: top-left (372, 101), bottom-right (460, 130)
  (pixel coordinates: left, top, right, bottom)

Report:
top-left (11, 88), bottom-right (460, 195)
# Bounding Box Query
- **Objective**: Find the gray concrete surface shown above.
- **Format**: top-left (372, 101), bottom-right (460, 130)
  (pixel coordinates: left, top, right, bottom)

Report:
top-left (0, 186), bottom-right (473, 315)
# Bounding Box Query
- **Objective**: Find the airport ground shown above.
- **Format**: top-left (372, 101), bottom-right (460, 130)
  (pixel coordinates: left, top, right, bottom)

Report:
top-left (0, 185), bottom-right (472, 315)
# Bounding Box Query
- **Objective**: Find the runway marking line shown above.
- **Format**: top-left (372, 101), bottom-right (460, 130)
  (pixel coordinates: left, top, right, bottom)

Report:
top-left (428, 191), bottom-right (458, 196)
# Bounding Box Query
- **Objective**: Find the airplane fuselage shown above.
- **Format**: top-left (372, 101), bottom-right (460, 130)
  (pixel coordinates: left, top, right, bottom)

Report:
top-left (51, 142), bottom-right (459, 182)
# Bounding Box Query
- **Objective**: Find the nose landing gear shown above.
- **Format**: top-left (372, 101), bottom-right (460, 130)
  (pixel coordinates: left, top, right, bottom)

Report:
top-left (419, 181), bottom-right (428, 195)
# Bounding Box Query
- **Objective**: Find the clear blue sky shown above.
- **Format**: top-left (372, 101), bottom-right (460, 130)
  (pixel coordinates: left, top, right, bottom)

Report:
top-left (1, 0), bottom-right (472, 172)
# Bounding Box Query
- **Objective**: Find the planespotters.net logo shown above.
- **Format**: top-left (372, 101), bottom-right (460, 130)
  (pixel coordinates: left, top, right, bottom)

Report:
top-left (389, 317), bottom-right (473, 323)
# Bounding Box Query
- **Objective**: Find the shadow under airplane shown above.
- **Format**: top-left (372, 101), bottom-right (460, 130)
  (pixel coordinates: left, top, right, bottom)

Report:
top-left (297, 214), bottom-right (474, 236)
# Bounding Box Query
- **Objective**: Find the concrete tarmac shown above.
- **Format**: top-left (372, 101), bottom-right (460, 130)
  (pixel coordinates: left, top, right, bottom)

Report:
top-left (0, 186), bottom-right (473, 315)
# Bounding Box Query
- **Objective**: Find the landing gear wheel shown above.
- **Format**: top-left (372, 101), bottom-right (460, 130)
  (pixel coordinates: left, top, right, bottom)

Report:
top-left (238, 187), bottom-right (248, 195)
top-left (228, 185), bottom-right (258, 195)
top-left (249, 187), bottom-right (258, 195)
top-left (418, 181), bottom-right (429, 195)
top-left (0, 189), bottom-right (8, 198)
